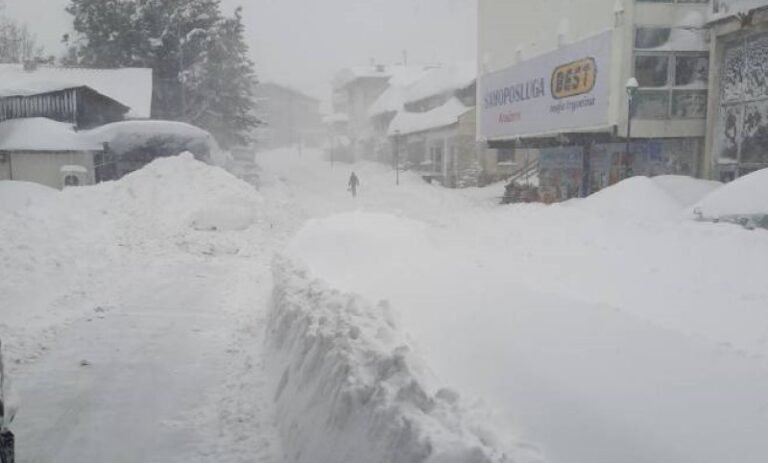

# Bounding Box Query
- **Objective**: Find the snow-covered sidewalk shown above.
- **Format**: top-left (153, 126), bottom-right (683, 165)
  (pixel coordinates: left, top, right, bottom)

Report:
top-left (1, 155), bottom-right (283, 463)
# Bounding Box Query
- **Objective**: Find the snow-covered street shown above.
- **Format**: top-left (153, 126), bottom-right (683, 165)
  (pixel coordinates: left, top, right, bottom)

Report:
top-left (2, 147), bottom-right (768, 463)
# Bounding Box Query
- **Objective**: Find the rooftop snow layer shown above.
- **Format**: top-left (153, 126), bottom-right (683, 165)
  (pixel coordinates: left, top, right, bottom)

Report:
top-left (402, 62), bottom-right (476, 104)
top-left (692, 168), bottom-right (768, 216)
top-left (367, 67), bottom-right (434, 117)
top-left (0, 117), bottom-right (104, 152)
top-left (387, 98), bottom-right (471, 136)
top-left (83, 120), bottom-right (216, 155)
top-left (0, 64), bottom-right (153, 118)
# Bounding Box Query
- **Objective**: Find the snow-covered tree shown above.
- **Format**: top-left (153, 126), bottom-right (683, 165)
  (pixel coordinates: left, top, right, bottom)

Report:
top-left (64, 0), bottom-right (260, 147)
top-left (0, 0), bottom-right (47, 64)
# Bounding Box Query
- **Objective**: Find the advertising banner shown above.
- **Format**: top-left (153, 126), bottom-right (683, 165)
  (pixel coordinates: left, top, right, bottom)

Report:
top-left (479, 30), bottom-right (613, 140)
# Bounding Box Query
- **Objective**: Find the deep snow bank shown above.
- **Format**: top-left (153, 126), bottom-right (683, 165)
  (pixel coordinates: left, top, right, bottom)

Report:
top-left (0, 153), bottom-right (265, 366)
top-left (693, 168), bottom-right (768, 217)
top-left (267, 256), bottom-right (539, 463)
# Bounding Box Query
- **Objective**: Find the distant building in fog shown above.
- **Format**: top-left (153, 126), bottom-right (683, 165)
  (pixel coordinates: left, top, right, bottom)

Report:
top-left (252, 82), bottom-right (324, 150)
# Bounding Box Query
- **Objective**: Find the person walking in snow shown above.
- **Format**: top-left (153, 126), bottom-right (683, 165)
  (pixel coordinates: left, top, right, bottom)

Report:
top-left (348, 172), bottom-right (360, 197)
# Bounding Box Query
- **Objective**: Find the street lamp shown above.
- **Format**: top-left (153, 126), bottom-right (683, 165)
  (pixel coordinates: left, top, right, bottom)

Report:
top-left (624, 77), bottom-right (639, 181)
top-left (393, 130), bottom-right (401, 185)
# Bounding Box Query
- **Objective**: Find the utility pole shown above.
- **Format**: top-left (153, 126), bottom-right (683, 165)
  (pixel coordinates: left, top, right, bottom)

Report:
top-left (394, 130), bottom-right (401, 186)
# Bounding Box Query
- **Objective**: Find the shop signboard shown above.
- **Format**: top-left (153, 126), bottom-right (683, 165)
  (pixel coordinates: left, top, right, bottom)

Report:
top-left (479, 30), bottom-right (613, 140)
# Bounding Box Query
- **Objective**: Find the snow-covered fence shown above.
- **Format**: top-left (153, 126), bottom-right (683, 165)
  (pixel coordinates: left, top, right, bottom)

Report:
top-left (266, 255), bottom-right (522, 463)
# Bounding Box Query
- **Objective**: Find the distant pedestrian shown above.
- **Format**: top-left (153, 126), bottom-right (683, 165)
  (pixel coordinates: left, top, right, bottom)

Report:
top-left (348, 172), bottom-right (360, 197)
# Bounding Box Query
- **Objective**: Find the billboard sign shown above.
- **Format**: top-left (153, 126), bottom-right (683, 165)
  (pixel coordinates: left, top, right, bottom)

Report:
top-left (479, 31), bottom-right (613, 140)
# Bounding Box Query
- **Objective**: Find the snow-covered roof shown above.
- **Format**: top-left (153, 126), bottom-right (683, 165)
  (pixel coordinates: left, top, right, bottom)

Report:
top-left (0, 117), bottom-right (104, 151)
top-left (367, 67), bottom-right (434, 118)
top-left (83, 120), bottom-right (216, 155)
top-left (402, 62), bottom-right (476, 105)
top-left (387, 98), bottom-right (471, 136)
top-left (0, 64), bottom-right (153, 118)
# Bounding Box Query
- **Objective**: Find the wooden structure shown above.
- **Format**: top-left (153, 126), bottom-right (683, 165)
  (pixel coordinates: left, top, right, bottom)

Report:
top-left (0, 85), bottom-right (130, 129)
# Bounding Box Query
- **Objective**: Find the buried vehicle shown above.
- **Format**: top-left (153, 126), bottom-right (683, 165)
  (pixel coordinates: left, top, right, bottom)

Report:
top-left (0, 339), bottom-right (14, 463)
top-left (83, 120), bottom-right (220, 182)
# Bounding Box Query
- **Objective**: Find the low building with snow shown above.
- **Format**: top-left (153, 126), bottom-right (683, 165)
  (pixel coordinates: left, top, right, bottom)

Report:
top-left (478, 0), bottom-right (712, 200)
top-left (332, 64), bottom-right (436, 162)
top-left (0, 118), bottom-right (104, 188)
top-left (703, 0), bottom-right (768, 182)
top-left (383, 63), bottom-right (508, 188)
top-left (0, 64), bottom-right (153, 120)
top-left (0, 83), bottom-right (130, 129)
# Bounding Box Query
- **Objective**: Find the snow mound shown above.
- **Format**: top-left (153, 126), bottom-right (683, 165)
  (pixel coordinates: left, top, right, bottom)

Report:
top-left (651, 176), bottom-right (722, 208)
top-left (693, 168), bottom-right (768, 217)
top-left (70, 153), bottom-right (263, 237)
top-left (267, 256), bottom-right (538, 463)
top-left (571, 176), bottom-right (682, 220)
top-left (0, 180), bottom-right (59, 213)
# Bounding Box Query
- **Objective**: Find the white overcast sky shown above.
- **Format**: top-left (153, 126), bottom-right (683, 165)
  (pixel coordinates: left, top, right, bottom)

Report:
top-left (3, 0), bottom-right (476, 103)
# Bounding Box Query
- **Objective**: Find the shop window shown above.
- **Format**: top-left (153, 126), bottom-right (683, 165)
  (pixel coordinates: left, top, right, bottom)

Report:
top-left (635, 55), bottom-right (669, 87)
top-left (635, 90), bottom-right (670, 119)
top-left (672, 90), bottom-right (708, 118)
top-left (675, 55), bottom-right (709, 86)
top-left (740, 101), bottom-right (768, 164)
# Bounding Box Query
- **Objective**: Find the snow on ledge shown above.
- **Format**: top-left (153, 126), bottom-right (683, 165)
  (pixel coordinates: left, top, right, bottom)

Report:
top-left (267, 255), bottom-right (539, 463)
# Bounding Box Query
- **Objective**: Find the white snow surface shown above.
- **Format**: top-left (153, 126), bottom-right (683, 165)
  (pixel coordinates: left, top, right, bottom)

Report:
top-left (0, 118), bottom-right (104, 151)
top-left (1, 153), bottom-right (280, 462)
top-left (255, 148), bottom-right (768, 463)
top-left (388, 98), bottom-right (471, 136)
top-left (4, 145), bottom-right (768, 463)
top-left (268, 256), bottom-right (539, 463)
top-left (693, 168), bottom-right (768, 216)
top-left (0, 64), bottom-right (153, 118)
top-left (403, 62), bottom-right (476, 104)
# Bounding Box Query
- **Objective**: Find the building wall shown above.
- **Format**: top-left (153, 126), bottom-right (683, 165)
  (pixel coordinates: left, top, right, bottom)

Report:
top-left (478, 0), bottom-right (711, 145)
top-left (703, 11), bottom-right (768, 180)
top-left (253, 83), bottom-right (324, 149)
top-left (8, 151), bottom-right (96, 189)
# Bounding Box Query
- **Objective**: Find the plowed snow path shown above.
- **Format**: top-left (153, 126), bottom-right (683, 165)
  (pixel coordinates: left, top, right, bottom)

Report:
top-left (13, 257), bottom-right (279, 463)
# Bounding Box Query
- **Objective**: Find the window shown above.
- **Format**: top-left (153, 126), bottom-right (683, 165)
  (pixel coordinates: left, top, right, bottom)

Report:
top-left (64, 175), bottom-right (80, 187)
top-left (634, 45), bottom-right (709, 119)
top-left (675, 55), bottom-right (709, 86)
top-left (636, 55), bottom-right (669, 87)
top-left (635, 28), bottom-right (672, 49)
top-left (498, 149), bottom-right (515, 164)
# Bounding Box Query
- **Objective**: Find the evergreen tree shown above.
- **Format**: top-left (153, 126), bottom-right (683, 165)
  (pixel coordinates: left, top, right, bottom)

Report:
top-left (64, 0), bottom-right (259, 147)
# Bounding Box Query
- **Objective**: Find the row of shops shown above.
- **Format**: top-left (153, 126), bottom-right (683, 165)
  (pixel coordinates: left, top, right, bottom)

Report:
top-left (477, 0), bottom-right (768, 200)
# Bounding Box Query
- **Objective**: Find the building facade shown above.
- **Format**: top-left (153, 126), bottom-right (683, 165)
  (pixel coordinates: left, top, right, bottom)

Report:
top-left (703, 1), bottom-right (768, 181)
top-left (478, 0), bottom-right (712, 199)
top-left (252, 82), bottom-right (324, 150)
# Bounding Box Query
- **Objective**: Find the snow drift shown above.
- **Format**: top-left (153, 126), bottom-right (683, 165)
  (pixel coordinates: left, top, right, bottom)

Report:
top-left (693, 168), bottom-right (768, 217)
top-left (267, 255), bottom-right (539, 463)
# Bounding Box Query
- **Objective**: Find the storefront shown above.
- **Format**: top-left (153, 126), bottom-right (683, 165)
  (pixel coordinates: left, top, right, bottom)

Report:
top-left (705, 4), bottom-right (768, 181)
